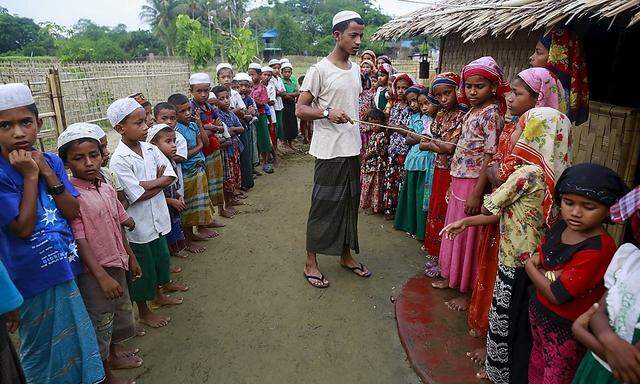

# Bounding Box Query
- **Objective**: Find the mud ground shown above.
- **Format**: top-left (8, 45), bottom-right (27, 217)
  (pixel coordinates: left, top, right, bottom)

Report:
top-left (122, 152), bottom-right (426, 384)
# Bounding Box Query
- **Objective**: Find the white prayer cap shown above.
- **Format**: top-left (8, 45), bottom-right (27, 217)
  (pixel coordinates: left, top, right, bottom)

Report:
top-left (261, 66), bottom-right (273, 73)
top-left (209, 92), bottom-right (217, 100)
top-left (234, 73), bottom-right (252, 82)
top-left (248, 63), bottom-right (262, 70)
top-left (280, 58), bottom-right (290, 64)
top-left (268, 59), bottom-right (280, 67)
top-left (146, 123), bottom-right (171, 143)
top-left (281, 62), bottom-right (293, 70)
top-left (106, 98), bottom-right (143, 127)
top-left (57, 122), bottom-right (102, 150)
top-left (0, 83), bottom-right (34, 111)
top-left (189, 72), bottom-right (211, 85)
top-left (89, 124), bottom-right (106, 139)
top-left (216, 63), bottom-right (233, 74)
top-left (332, 10), bottom-right (362, 27)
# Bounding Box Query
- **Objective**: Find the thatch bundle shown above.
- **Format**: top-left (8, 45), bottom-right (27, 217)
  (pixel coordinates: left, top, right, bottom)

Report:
top-left (372, 0), bottom-right (640, 42)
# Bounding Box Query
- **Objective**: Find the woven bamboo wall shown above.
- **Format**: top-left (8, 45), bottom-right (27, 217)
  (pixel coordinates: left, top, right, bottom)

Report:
top-left (439, 33), bottom-right (640, 241)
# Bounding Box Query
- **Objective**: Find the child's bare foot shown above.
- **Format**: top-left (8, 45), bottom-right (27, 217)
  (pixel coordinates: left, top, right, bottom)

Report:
top-left (227, 206), bottom-right (239, 215)
top-left (138, 312), bottom-right (170, 328)
top-left (220, 209), bottom-right (235, 218)
top-left (162, 280), bottom-right (189, 292)
top-left (171, 251), bottom-right (188, 259)
top-left (445, 295), bottom-right (469, 311)
top-left (152, 294), bottom-right (183, 307)
top-left (197, 228), bottom-right (219, 238)
top-left (110, 353), bottom-right (143, 370)
top-left (230, 199), bottom-right (244, 206)
top-left (185, 242), bottom-right (205, 254)
top-left (170, 265), bottom-right (182, 274)
top-left (466, 348), bottom-right (487, 366)
top-left (191, 232), bottom-right (209, 241)
top-left (205, 220), bottom-right (225, 228)
top-left (431, 279), bottom-right (449, 289)
top-left (111, 344), bottom-right (139, 359)
top-left (134, 324), bottom-right (146, 337)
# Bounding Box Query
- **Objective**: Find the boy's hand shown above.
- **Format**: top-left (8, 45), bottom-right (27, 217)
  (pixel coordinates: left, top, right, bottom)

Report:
top-left (156, 164), bottom-right (167, 178)
top-left (574, 303), bottom-right (598, 331)
top-left (97, 274), bottom-right (123, 300)
top-left (8, 150), bottom-right (39, 177)
top-left (122, 217), bottom-right (135, 231)
top-left (167, 198), bottom-right (186, 212)
top-left (129, 257), bottom-right (142, 281)
top-left (30, 150), bottom-right (55, 177)
top-left (4, 309), bottom-right (20, 333)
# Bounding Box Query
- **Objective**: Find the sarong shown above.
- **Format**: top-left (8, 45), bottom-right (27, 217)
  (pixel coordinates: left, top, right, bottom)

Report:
top-left (306, 156), bottom-right (360, 256)
top-left (129, 236), bottom-right (171, 302)
top-left (421, 152), bottom-right (437, 212)
top-left (394, 170), bottom-right (427, 241)
top-left (529, 299), bottom-right (585, 384)
top-left (486, 264), bottom-right (532, 384)
top-left (251, 121), bottom-right (260, 165)
top-left (276, 110), bottom-right (284, 139)
top-left (282, 100), bottom-right (299, 140)
top-left (204, 150), bottom-right (224, 206)
top-left (423, 167), bottom-right (451, 257)
top-left (19, 280), bottom-right (105, 384)
top-left (382, 153), bottom-right (406, 216)
top-left (222, 146), bottom-right (241, 193)
top-left (239, 122), bottom-right (255, 190)
top-left (438, 176), bottom-right (480, 292)
top-left (0, 320), bottom-right (26, 384)
top-left (468, 223), bottom-right (499, 335)
top-left (360, 171), bottom-right (384, 213)
top-left (181, 161), bottom-right (214, 226)
top-left (256, 114), bottom-right (272, 153)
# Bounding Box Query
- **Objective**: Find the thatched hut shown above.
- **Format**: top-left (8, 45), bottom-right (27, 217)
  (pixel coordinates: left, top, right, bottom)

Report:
top-left (373, 0), bottom-right (640, 241)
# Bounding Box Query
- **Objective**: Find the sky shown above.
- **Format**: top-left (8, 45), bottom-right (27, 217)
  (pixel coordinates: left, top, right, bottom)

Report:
top-left (0, 0), bottom-right (425, 30)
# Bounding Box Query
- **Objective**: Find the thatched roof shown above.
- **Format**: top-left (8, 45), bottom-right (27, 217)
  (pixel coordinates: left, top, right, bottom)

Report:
top-left (372, 0), bottom-right (640, 42)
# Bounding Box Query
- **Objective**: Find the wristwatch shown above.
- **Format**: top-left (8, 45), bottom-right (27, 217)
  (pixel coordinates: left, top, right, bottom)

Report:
top-left (322, 108), bottom-right (332, 119)
top-left (48, 183), bottom-right (65, 196)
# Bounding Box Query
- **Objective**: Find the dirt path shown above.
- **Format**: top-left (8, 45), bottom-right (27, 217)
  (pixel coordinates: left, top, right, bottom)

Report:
top-left (127, 153), bottom-right (424, 384)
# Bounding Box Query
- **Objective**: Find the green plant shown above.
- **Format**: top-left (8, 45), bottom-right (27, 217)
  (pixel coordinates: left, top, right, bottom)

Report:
top-left (175, 14), bottom-right (215, 68)
top-left (226, 27), bottom-right (258, 70)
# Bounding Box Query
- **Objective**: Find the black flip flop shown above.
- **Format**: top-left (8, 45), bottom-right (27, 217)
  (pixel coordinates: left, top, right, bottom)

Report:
top-left (341, 262), bottom-right (372, 278)
top-left (304, 273), bottom-right (329, 288)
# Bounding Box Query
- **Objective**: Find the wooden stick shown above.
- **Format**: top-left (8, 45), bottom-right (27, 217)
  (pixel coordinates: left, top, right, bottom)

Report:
top-left (352, 119), bottom-right (471, 151)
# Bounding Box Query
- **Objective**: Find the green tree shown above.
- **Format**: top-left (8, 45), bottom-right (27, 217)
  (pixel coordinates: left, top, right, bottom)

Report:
top-left (140, 0), bottom-right (179, 55)
top-left (0, 10), bottom-right (44, 54)
top-left (175, 14), bottom-right (215, 68)
top-left (227, 27), bottom-right (258, 70)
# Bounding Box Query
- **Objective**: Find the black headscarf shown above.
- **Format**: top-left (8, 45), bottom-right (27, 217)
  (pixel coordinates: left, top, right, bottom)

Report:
top-left (555, 163), bottom-right (627, 207)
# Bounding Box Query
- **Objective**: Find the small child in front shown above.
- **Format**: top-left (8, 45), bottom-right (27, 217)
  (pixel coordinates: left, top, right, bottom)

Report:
top-left (167, 93), bottom-right (218, 241)
top-left (107, 97), bottom-right (186, 330)
top-left (0, 83), bottom-right (104, 383)
top-left (525, 163), bottom-right (626, 384)
top-left (57, 123), bottom-right (142, 384)
top-left (212, 85), bottom-right (245, 211)
top-left (360, 108), bottom-right (389, 214)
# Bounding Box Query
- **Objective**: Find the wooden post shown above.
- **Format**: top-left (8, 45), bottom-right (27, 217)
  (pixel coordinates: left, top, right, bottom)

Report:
top-left (47, 67), bottom-right (66, 135)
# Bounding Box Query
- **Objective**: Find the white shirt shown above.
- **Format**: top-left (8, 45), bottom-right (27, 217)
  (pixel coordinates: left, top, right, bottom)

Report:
top-left (230, 89), bottom-right (246, 110)
top-left (266, 83), bottom-right (277, 120)
top-left (300, 58), bottom-right (362, 160)
top-left (110, 141), bottom-right (176, 244)
top-left (269, 76), bottom-right (285, 111)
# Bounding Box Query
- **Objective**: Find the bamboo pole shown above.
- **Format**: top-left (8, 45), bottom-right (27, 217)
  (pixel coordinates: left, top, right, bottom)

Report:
top-left (352, 119), bottom-right (471, 150)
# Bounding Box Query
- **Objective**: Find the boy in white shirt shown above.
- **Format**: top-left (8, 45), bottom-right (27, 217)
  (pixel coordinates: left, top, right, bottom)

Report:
top-left (108, 98), bottom-right (188, 329)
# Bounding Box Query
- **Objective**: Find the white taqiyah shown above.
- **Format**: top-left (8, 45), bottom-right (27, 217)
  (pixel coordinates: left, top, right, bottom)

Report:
top-left (261, 66), bottom-right (273, 73)
top-left (234, 73), bottom-right (252, 82)
top-left (189, 72), bottom-right (211, 85)
top-left (332, 10), bottom-right (362, 27)
top-left (57, 122), bottom-right (103, 149)
top-left (248, 63), bottom-right (262, 70)
top-left (216, 63), bottom-right (233, 74)
top-left (146, 123), bottom-right (171, 143)
top-left (268, 59), bottom-right (280, 67)
top-left (106, 98), bottom-right (143, 127)
top-left (0, 83), bottom-right (34, 111)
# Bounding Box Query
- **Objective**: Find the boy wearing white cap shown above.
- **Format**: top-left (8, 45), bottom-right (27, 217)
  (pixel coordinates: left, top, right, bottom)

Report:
top-left (268, 59), bottom-right (287, 145)
top-left (280, 61), bottom-right (301, 151)
top-left (248, 65), bottom-right (275, 173)
top-left (262, 66), bottom-right (280, 157)
top-left (57, 122), bottom-right (142, 384)
top-left (215, 63), bottom-right (247, 115)
top-left (0, 83), bottom-right (105, 383)
top-left (297, 11), bottom-right (371, 288)
top-left (108, 98), bottom-right (186, 330)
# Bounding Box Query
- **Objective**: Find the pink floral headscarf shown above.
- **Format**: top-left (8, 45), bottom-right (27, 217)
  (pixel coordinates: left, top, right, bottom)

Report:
top-left (460, 56), bottom-right (510, 115)
top-left (517, 67), bottom-right (566, 113)
top-left (390, 73), bottom-right (417, 99)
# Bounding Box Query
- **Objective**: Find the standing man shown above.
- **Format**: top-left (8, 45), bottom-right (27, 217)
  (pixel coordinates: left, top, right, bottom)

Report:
top-left (297, 11), bottom-right (371, 288)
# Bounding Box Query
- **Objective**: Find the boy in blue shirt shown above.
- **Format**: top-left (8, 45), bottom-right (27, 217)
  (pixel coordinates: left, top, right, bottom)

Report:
top-left (0, 83), bottom-right (104, 383)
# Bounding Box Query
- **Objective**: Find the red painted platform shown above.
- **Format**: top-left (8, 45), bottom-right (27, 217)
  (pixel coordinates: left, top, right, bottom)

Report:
top-left (395, 274), bottom-right (485, 384)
